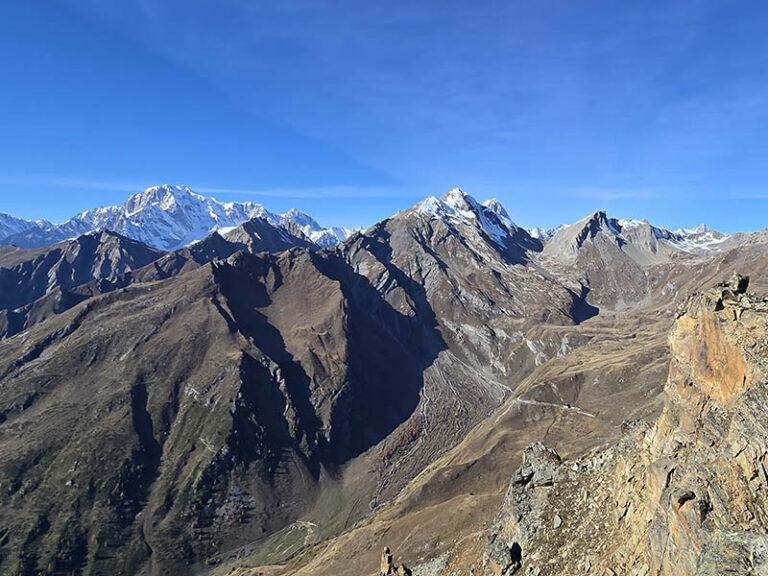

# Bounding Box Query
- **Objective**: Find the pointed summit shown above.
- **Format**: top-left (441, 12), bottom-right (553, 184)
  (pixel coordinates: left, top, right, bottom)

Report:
top-left (402, 188), bottom-right (539, 260)
top-left (441, 186), bottom-right (469, 203)
top-left (675, 223), bottom-right (711, 237)
top-left (482, 198), bottom-right (510, 220)
top-left (541, 209), bottom-right (621, 263)
top-left (482, 198), bottom-right (518, 231)
top-left (124, 184), bottom-right (199, 215)
top-left (281, 208), bottom-right (322, 231)
top-left (221, 217), bottom-right (314, 253)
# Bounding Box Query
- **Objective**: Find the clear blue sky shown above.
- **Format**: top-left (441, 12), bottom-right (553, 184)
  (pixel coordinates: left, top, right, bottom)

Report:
top-left (1, 1), bottom-right (768, 232)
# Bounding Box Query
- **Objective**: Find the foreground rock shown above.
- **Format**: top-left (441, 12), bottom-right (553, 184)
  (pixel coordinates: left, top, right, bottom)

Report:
top-left (485, 273), bottom-right (768, 575)
top-left (380, 546), bottom-right (412, 575)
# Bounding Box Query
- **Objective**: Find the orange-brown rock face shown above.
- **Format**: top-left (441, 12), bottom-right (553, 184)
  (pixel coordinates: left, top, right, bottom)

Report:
top-left (485, 274), bottom-right (768, 576)
top-left (663, 273), bottom-right (763, 438)
top-left (381, 547), bottom-right (393, 574)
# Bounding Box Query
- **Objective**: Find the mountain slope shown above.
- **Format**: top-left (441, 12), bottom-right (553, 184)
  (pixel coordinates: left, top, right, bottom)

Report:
top-left (213, 208), bottom-right (768, 576)
top-left (537, 210), bottom-right (734, 310)
top-left (0, 189), bottom-right (601, 575)
top-left (0, 231), bottom-right (164, 336)
top-left (0, 245), bottom-right (443, 574)
top-left (0, 217), bottom-right (317, 340)
top-left (260, 266), bottom-right (768, 576)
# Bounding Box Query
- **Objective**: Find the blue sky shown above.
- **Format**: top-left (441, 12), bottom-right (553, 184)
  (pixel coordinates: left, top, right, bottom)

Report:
top-left (1, 1), bottom-right (768, 232)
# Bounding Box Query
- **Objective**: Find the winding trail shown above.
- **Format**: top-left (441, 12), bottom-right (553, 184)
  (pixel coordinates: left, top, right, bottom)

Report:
top-left (495, 397), bottom-right (596, 424)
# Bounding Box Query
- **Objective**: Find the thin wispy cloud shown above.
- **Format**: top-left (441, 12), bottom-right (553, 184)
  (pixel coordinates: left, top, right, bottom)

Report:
top-left (195, 185), bottom-right (411, 200)
top-left (567, 188), bottom-right (659, 200)
top-left (0, 174), bottom-right (411, 202)
top-left (0, 174), bottom-right (145, 193)
top-left (729, 193), bottom-right (768, 200)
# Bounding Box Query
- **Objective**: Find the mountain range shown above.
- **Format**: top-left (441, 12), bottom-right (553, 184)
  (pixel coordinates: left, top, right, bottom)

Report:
top-left (0, 185), bottom-right (356, 251)
top-left (0, 185), bottom-right (723, 255)
top-left (0, 186), bottom-right (766, 576)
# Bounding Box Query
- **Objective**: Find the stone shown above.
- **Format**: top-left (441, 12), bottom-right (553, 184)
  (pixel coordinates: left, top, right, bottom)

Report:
top-left (726, 272), bottom-right (750, 295)
top-left (381, 547), bottom-right (393, 575)
top-left (515, 443), bottom-right (562, 487)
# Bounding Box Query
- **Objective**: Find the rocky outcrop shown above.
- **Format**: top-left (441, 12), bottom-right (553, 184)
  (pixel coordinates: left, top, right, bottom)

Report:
top-left (484, 444), bottom-right (563, 576)
top-left (485, 273), bottom-right (768, 575)
top-left (380, 546), bottom-right (412, 575)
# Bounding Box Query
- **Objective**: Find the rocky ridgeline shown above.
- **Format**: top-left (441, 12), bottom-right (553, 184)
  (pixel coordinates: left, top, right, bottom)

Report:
top-left (484, 273), bottom-right (768, 575)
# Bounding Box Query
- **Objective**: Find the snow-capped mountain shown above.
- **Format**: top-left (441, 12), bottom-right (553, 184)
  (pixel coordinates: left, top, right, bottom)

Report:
top-left (412, 188), bottom-right (530, 247)
top-left (612, 217), bottom-right (728, 249)
top-left (0, 213), bottom-right (49, 242)
top-left (276, 208), bottom-right (357, 248)
top-left (527, 225), bottom-right (567, 239)
top-left (0, 185), bottom-right (355, 251)
top-left (529, 218), bottom-right (725, 246)
top-left (0, 184), bottom-right (724, 256)
top-left (675, 223), bottom-right (710, 236)
top-left (406, 188), bottom-right (542, 268)
top-left (541, 210), bottom-right (731, 273)
top-left (405, 188), bottom-right (731, 261)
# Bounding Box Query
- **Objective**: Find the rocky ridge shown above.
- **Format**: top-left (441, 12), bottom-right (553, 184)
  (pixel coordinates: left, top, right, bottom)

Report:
top-left (484, 273), bottom-right (768, 575)
top-left (0, 218), bottom-right (313, 340)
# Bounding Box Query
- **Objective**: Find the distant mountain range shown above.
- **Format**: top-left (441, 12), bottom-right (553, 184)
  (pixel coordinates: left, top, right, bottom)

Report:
top-left (0, 185), bottom-right (726, 255)
top-left (0, 185), bottom-right (356, 250)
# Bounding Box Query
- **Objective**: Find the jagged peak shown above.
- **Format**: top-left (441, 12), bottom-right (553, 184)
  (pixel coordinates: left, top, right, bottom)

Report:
top-left (440, 187), bottom-right (469, 204)
top-left (279, 208), bottom-right (322, 232)
top-left (564, 209), bottom-right (610, 238)
top-left (482, 197), bottom-right (519, 231)
top-left (129, 183), bottom-right (195, 201)
top-left (558, 210), bottom-right (673, 240)
top-left (482, 197), bottom-right (509, 218)
top-left (675, 223), bottom-right (711, 236)
top-left (440, 188), bottom-right (488, 221)
top-left (122, 185), bottom-right (201, 217)
top-left (407, 189), bottom-right (536, 251)
top-left (0, 185), bottom-right (352, 250)
top-left (544, 210), bottom-right (732, 265)
top-left (413, 190), bottom-right (479, 222)
top-left (587, 209), bottom-right (609, 224)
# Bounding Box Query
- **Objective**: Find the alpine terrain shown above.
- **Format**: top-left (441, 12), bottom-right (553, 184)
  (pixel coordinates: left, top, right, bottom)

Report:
top-left (0, 186), bottom-right (766, 576)
top-left (0, 185), bottom-right (356, 251)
